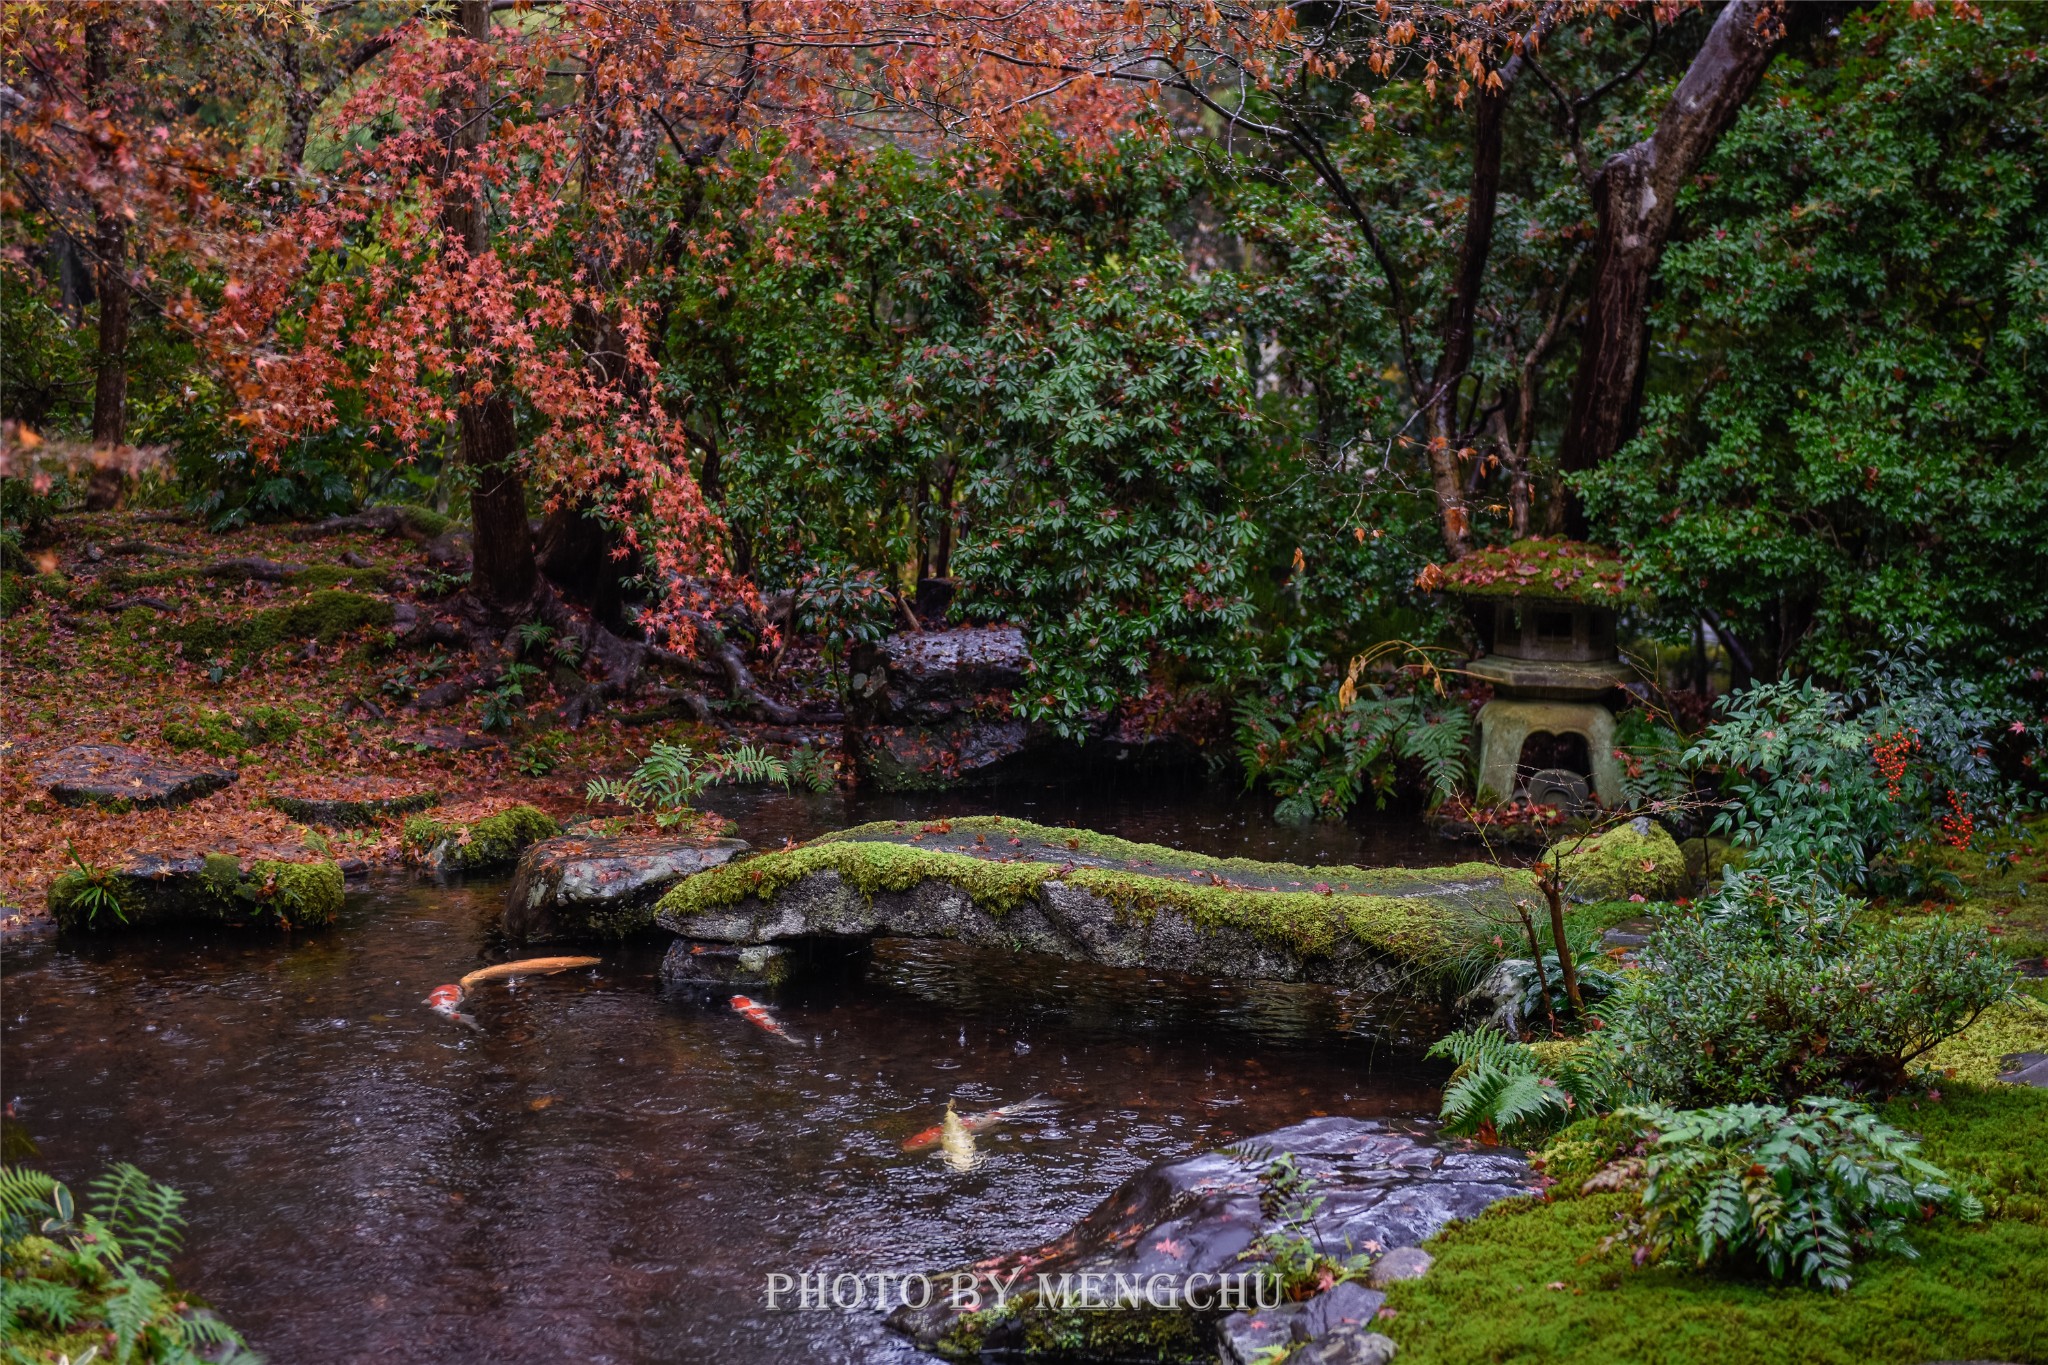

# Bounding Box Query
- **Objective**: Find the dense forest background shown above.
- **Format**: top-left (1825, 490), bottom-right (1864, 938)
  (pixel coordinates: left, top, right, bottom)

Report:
top-left (5, 0), bottom-right (2045, 749)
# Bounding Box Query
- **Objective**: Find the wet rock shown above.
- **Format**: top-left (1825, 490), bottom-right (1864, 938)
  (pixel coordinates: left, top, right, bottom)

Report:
top-left (1294, 1327), bottom-right (1400, 1364)
top-left (1546, 817), bottom-right (1687, 903)
top-left (1218, 1304), bottom-right (1303, 1364)
top-left (887, 1115), bottom-right (1533, 1360)
top-left (1999, 1052), bottom-right (2048, 1088)
top-left (1294, 1281), bottom-right (1385, 1342)
top-left (46, 854), bottom-right (343, 932)
top-left (659, 819), bottom-right (1538, 991)
top-left (424, 528), bottom-right (472, 571)
top-left (1455, 959), bottom-right (1529, 1037)
top-left (660, 940), bottom-right (791, 988)
top-left (35, 743), bottom-right (235, 810)
top-left (1366, 1246), bottom-right (1432, 1287)
top-left (845, 626), bottom-right (1051, 790)
top-left (504, 835), bottom-right (747, 943)
top-left (271, 785), bottom-right (440, 828)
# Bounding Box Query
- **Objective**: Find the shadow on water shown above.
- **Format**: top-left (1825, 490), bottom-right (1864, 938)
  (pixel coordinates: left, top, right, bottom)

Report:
top-left (2, 783), bottom-right (1468, 1364)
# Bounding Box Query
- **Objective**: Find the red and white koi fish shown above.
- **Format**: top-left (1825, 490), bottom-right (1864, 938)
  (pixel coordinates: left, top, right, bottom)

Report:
top-left (425, 956), bottom-right (601, 1028)
top-left (901, 1095), bottom-right (1060, 1153)
top-left (729, 994), bottom-right (803, 1045)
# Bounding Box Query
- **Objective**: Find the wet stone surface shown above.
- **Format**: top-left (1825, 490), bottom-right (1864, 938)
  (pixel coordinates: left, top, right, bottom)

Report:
top-left (888, 1115), bottom-right (1532, 1360)
top-left (35, 743), bottom-right (235, 809)
top-left (504, 835), bottom-right (747, 943)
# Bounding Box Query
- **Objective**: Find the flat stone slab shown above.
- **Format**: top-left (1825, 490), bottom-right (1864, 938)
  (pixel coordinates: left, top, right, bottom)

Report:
top-left (504, 835), bottom-right (748, 943)
top-left (46, 853), bottom-right (343, 933)
top-left (888, 1115), bottom-right (1531, 1360)
top-left (271, 781), bottom-right (439, 828)
top-left (36, 744), bottom-right (234, 810)
top-left (656, 817), bottom-right (1535, 991)
top-left (1999, 1052), bottom-right (2048, 1088)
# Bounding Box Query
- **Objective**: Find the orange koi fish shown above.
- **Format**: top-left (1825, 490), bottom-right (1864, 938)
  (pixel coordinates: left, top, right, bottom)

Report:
top-left (729, 994), bottom-right (803, 1045)
top-left (425, 956), bottom-right (601, 1028)
top-left (901, 1095), bottom-right (1060, 1153)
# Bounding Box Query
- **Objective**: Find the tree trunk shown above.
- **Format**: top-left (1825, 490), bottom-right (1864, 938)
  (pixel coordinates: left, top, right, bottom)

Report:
top-left (1422, 61), bottom-right (1519, 560)
top-left (1557, 0), bottom-right (1802, 534)
top-left (443, 0), bottom-right (537, 614)
top-left (83, 18), bottom-right (130, 511)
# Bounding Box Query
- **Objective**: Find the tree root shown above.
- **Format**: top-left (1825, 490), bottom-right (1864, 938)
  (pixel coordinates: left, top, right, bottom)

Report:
top-left (204, 556), bottom-right (306, 583)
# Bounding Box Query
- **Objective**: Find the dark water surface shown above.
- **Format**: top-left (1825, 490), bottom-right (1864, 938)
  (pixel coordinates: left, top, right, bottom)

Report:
top-left (3, 781), bottom-right (1459, 1364)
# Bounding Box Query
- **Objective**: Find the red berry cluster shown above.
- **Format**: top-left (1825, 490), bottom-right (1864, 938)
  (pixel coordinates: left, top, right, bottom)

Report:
top-left (1871, 728), bottom-right (1920, 802)
top-left (1939, 788), bottom-right (1976, 850)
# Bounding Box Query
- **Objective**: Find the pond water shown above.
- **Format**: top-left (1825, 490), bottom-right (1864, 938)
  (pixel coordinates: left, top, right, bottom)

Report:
top-left (3, 779), bottom-right (1465, 1364)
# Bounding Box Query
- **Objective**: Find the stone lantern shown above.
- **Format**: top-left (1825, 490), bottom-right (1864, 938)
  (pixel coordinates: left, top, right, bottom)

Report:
top-left (1438, 541), bottom-right (1643, 809)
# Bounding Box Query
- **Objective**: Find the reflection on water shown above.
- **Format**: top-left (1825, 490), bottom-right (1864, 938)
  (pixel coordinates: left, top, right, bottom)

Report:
top-left (3, 787), bottom-right (1459, 1364)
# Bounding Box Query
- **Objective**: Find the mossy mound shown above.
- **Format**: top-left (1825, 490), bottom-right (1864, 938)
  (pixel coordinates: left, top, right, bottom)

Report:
top-left (168, 589), bottom-right (393, 660)
top-left (47, 854), bottom-right (343, 932)
top-left (161, 704), bottom-right (301, 759)
top-left (1436, 538), bottom-right (1648, 607)
top-left (1384, 1083), bottom-right (2048, 1363)
top-left (657, 816), bottom-right (1535, 987)
top-left (404, 804), bottom-right (560, 872)
top-left (1546, 819), bottom-right (1688, 903)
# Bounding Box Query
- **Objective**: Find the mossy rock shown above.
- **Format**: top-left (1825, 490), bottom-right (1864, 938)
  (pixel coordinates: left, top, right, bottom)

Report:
top-left (1546, 818), bottom-right (1688, 903)
top-left (161, 705), bottom-right (301, 759)
top-left (404, 804), bottom-right (561, 872)
top-left (657, 816), bottom-right (1536, 989)
top-left (47, 854), bottom-right (343, 932)
top-left (0, 570), bottom-right (31, 617)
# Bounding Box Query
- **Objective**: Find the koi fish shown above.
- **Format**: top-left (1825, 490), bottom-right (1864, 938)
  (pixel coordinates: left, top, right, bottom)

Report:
top-left (425, 956), bottom-right (600, 1028)
top-left (730, 994), bottom-right (802, 1045)
top-left (902, 1095), bottom-right (1060, 1155)
top-left (939, 1101), bottom-right (977, 1172)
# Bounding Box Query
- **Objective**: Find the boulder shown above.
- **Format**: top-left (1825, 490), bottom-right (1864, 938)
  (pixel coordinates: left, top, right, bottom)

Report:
top-left (504, 835), bottom-right (747, 942)
top-left (845, 626), bottom-right (1052, 790)
top-left (35, 744), bottom-right (234, 810)
top-left (655, 817), bottom-right (1541, 992)
top-left (403, 804), bottom-right (560, 873)
top-left (1545, 817), bottom-right (1687, 903)
top-left (1366, 1246), bottom-right (1432, 1287)
top-left (46, 854), bottom-right (343, 932)
top-left (887, 1115), bottom-right (1530, 1361)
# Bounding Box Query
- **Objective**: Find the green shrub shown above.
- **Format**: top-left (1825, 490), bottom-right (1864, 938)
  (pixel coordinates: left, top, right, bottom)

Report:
top-left (1624, 1096), bottom-right (1982, 1291)
top-left (1602, 885), bottom-right (2013, 1105)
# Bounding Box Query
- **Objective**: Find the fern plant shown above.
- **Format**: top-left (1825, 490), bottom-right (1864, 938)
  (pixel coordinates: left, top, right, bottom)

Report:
top-left (1237, 682), bottom-right (1470, 822)
top-left (585, 740), bottom-right (790, 828)
top-left (59, 842), bottom-right (127, 927)
top-left (1, 1162), bottom-right (259, 1363)
top-left (1622, 1096), bottom-right (1982, 1291)
top-left (1429, 1027), bottom-right (1621, 1145)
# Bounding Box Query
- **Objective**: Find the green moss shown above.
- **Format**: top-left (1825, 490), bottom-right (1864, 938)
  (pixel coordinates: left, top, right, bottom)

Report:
top-left (1384, 1083), bottom-right (2048, 1364)
top-left (1438, 538), bottom-right (1649, 607)
top-left (162, 704), bottom-right (300, 758)
top-left (46, 868), bottom-right (146, 929)
top-left (658, 819), bottom-right (1528, 976)
top-left (290, 563), bottom-right (390, 590)
top-left (244, 589), bottom-right (393, 648)
top-left (1546, 820), bottom-right (1688, 903)
top-left (1917, 994), bottom-right (2048, 1088)
top-left (102, 565), bottom-right (194, 591)
top-left (1878, 814), bottom-right (2048, 959)
top-left (405, 804), bottom-right (560, 871)
top-left (660, 839), bottom-right (1057, 919)
top-left (272, 790), bottom-right (439, 828)
top-left (0, 569), bottom-right (30, 617)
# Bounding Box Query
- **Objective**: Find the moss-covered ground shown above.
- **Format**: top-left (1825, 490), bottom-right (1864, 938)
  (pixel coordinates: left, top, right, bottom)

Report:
top-left (1874, 814), bottom-right (2048, 960)
top-left (1384, 1082), bottom-right (2048, 1365)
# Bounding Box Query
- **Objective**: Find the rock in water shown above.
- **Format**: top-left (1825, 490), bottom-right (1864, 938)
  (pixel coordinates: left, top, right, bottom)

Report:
top-left (504, 835), bottom-right (748, 942)
top-left (46, 854), bottom-right (343, 932)
top-left (887, 1115), bottom-right (1532, 1361)
top-left (35, 744), bottom-right (234, 810)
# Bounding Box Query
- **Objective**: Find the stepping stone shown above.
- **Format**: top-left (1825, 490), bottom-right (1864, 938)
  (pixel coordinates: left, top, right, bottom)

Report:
top-left (35, 744), bottom-right (234, 810)
top-left (1294, 1281), bottom-right (1386, 1342)
top-left (271, 782), bottom-right (440, 828)
top-left (390, 725), bottom-right (495, 752)
top-left (47, 852), bottom-right (343, 932)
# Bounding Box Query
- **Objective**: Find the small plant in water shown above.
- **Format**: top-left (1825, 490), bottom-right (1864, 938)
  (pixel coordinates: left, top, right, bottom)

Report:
top-left (586, 741), bottom-right (790, 828)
